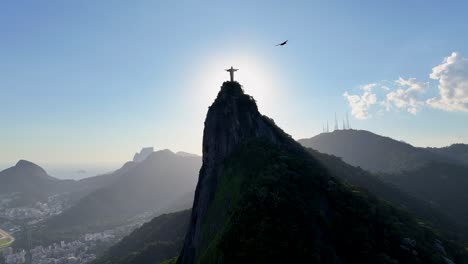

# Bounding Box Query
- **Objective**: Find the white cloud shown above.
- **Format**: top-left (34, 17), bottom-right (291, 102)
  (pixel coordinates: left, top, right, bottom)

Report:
top-left (381, 85), bottom-right (391, 91)
top-left (344, 79), bottom-right (426, 119)
top-left (427, 52), bottom-right (468, 112)
top-left (395, 77), bottom-right (427, 92)
top-left (385, 77), bottom-right (427, 114)
top-left (343, 87), bottom-right (377, 119)
top-left (361, 83), bottom-right (378, 92)
top-left (344, 52), bottom-right (468, 119)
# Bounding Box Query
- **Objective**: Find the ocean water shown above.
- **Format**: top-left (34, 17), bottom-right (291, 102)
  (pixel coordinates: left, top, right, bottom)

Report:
top-left (0, 162), bottom-right (122, 180)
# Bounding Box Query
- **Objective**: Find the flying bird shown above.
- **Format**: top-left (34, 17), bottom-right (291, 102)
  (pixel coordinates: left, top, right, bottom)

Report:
top-left (276, 40), bottom-right (288, 46)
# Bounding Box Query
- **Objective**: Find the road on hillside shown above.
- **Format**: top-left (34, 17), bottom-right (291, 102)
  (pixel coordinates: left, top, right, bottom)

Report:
top-left (0, 228), bottom-right (14, 248)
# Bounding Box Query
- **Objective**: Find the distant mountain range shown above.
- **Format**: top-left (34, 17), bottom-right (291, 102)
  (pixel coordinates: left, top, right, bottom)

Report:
top-left (298, 129), bottom-right (465, 173)
top-left (0, 160), bottom-right (77, 206)
top-left (44, 150), bottom-right (200, 233)
top-left (0, 159), bottom-right (133, 208)
top-left (300, 129), bottom-right (468, 238)
top-left (0, 160), bottom-right (60, 194)
top-left (4, 109), bottom-right (468, 263)
top-left (426, 143), bottom-right (468, 166)
top-left (2, 148), bottom-right (201, 250)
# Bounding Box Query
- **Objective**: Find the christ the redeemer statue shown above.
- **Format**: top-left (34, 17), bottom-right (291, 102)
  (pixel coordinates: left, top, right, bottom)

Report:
top-left (225, 66), bottom-right (238, 82)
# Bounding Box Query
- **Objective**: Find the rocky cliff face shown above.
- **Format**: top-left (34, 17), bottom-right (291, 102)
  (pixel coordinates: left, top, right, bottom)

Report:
top-left (169, 81), bottom-right (468, 264)
top-left (178, 81), bottom-right (295, 263)
top-left (133, 147), bottom-right (154, 163)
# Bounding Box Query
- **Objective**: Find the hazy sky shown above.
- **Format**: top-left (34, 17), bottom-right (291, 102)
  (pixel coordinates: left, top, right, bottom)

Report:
top-left (1, 0), bottom-right (468, 165)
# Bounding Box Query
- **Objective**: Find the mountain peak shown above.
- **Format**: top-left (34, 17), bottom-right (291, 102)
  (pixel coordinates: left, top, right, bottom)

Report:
top-left (133, 147), bottom-right (154, 163)
top-left (298, 129), bottom-right (449, 173)
top-left (15, 160), bottom-right (47, 174)
top-left (217, 81), bottom-right (245, 97)
top-left (203, 81), bottom-right (293, 158)
top-left (200, 81), bottom-right (296, 171)
top-left (179, 82), bottom-right (296, 263)
top-left (16, 159), bottom-right (37, 167)
top-left (7, 159), bottom-right (54, 181)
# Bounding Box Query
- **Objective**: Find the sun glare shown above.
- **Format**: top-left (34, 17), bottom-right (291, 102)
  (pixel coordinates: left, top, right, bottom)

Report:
top-left (190, 51), bottom-right (284, 118)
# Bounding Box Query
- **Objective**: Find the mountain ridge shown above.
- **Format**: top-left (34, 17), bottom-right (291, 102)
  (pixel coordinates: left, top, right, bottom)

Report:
top-left (93, 210), bottom-right (191, 264)
top-left (0, 160), bottom-right (74, 206)
top-left (298, 129), bottom-right (458, 173)
top-left (44, 149), bottom-right (201, 234)
top-left (426, 143), bottom-right (468, 166)
top-left (179, 81), bottom-right (297, 263)
top-left (178, 81), bottom-right (468, 263)
top-left (299, 129), bottom-right (468, 233)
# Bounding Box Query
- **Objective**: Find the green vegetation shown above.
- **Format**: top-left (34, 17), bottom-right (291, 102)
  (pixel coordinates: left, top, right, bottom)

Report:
top-left (381, 161), bottom-right (468, 232)
top-left (195, 139), bottom-right (468, 264)
top-left (160, 257), bottom-right (178, 264)
top-left (299, 129), bottom-right (468, 243)
top-left (0, 238), bottom-right (13, 248)
top-left (92, 210), bottom-right (190, 264)
top-left (0, 230), bottom-right (14, 249)
top-left (13, 224), bottom-right (105, 249)
top-left (306, 148), bottom-right (468, 243)
top-left (427, 144), bottom-right (468, 166)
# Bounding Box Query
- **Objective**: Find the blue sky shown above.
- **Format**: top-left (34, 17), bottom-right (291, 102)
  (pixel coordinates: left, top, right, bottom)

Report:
top-left (1, 0), bottom-right (468, 166)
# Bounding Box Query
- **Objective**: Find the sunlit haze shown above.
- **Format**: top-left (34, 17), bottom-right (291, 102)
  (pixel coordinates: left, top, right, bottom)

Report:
top-left (1, 0), bottom-right (468, 167)
top-left (2, 2), bottom-right (468, 263)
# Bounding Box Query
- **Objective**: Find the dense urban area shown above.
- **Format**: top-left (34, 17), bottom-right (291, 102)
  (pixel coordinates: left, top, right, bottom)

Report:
top-left (0, 193), bottom-right (154, 264)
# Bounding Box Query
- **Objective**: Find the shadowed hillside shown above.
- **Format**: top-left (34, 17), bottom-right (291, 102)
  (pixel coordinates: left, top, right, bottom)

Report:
top-left (381, 161), bottom-right (468, 228)
top-left (298, 130), bottom-right (453, 173)
top-left (177, 82), bottom-right (468, 264)
top-left (299, 130), bottom-right (468, 239)
top-left (0, 160), bottom-right (76, 206)
top-left (93, 210), bottom-right (191, 264)
top-left (306, 148), bottom-right (468, 242)
top-left (426, 144), bottom-right (468, 166)
top-left (45, 150), bottom-right (201, 233)
top-left (89, 143), bottom-right (468, 264)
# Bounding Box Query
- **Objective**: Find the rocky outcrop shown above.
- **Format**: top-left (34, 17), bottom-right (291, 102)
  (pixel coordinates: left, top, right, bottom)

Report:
top-left (133, 147), bottom-right (154, 163)
top-left (178, 81), bottom-right (295, 263)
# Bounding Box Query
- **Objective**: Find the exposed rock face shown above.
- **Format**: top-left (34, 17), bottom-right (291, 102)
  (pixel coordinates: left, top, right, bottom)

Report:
top-left (178, 81), bottom-right (295, 263)
top-left (133, 147), bottom-right (154, 163)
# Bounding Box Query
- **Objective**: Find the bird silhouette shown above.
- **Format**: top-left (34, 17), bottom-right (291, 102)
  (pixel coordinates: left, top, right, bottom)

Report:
top-left (276, 40), bottom-right (288, 46)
